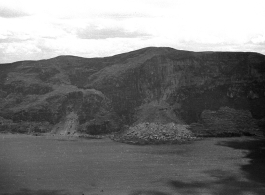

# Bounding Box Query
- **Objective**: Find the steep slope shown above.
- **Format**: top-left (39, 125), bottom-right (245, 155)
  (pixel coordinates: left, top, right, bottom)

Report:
top-left (0, 47), bottom-right (265, 136)
top-left (87, 48), bottom-right (265, 131)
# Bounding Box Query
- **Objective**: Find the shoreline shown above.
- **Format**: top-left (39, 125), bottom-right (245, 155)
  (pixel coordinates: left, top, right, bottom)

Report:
top-left (0, 134), bottom-right (264, 195)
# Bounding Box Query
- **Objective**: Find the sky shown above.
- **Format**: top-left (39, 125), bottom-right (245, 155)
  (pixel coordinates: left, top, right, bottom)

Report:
top-left (0, 0), bottom-right (265, 63)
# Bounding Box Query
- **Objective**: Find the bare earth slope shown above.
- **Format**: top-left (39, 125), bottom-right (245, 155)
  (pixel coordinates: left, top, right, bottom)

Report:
top-left (0, 47), bottom-right (265, 137)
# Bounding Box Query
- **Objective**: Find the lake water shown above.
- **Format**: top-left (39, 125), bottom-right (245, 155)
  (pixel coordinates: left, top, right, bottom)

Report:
top-left (0, 134), bottom-right (264, 195)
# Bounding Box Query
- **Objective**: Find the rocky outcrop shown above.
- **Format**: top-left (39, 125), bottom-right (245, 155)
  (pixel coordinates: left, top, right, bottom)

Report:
top-left (0, 47), bottom-right (265, 138)
top-left (112, 123), bottom-right (195, 144)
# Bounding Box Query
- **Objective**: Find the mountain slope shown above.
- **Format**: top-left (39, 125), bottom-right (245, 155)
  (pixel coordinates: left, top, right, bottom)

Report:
top-left (0, 47), bottom-right (265, 136)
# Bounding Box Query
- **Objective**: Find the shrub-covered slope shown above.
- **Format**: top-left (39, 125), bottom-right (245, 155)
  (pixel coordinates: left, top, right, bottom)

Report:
top-left (0, 47), bottom-right (265, 136)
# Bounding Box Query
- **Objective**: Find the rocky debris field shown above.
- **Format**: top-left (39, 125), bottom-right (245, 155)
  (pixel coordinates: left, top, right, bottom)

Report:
top-left (112, 122), bottom-right (197, 144)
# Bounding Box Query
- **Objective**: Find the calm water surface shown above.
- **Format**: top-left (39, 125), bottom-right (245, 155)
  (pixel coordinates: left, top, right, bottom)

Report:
top-left (0, 134), bottom-right (264, 195)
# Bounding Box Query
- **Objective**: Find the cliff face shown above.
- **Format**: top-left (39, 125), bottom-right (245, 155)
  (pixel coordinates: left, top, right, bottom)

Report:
top-left (0, 47), bottom-right (265, 136)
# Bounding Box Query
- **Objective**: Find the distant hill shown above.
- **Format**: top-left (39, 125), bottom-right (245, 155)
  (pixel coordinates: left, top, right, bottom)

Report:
top-left (0, 47), bottom-right (265, 136)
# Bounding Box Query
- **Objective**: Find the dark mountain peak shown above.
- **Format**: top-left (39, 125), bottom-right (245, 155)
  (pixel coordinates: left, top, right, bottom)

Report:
top-left (0, 47), bottom-right (265, 137)
top-left (111, 46), bottom-right (191, 59)
top-left (51, 55), bottom-right (89, 61)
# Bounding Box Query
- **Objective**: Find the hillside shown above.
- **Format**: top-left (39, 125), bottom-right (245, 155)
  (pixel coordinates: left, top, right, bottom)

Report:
top-left (0, 47), bottom-right (265, 137)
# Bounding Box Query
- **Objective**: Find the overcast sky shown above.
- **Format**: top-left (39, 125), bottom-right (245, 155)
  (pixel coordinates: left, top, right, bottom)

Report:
top-left (0, 0), bottom-right (265, 63)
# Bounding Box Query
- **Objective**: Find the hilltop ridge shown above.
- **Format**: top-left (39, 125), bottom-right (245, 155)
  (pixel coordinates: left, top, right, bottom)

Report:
top-left (0, 47), bottom-right (264, 139)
